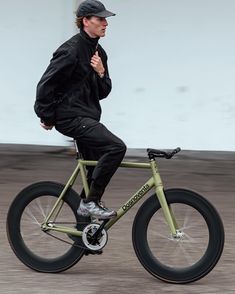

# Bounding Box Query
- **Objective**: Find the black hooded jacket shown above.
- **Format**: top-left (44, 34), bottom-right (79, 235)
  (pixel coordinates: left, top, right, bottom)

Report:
top-left (34, 29), bottom-right (112, 125)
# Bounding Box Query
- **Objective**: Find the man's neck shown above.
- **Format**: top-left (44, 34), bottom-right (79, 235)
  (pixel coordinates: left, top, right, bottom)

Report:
top-left (83, 28), bottom-right (97, 38)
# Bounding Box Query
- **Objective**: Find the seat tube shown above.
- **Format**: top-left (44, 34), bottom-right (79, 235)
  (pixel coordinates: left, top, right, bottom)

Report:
top-left (79, 160), bottom-right (90, 197)
top-left (150, 159), bottom-right (177, 236)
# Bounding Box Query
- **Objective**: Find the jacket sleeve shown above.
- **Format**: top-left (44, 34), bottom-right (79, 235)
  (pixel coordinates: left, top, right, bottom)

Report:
top-left (97, 51), bottom-right (112, 100)
top-left (34, 48), bottom-right (77, 125)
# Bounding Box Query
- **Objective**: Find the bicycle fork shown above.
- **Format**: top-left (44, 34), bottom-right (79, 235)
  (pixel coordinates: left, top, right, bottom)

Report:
top-left (150, 159), bottom-right (179, 237)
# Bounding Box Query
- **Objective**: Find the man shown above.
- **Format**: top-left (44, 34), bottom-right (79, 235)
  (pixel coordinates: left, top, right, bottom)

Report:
top-left (34, 0), bottom-right (126, 219)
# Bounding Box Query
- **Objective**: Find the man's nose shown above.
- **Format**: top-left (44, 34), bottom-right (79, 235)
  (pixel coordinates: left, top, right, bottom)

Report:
top-left (103, 18), bottom-right (108, 26)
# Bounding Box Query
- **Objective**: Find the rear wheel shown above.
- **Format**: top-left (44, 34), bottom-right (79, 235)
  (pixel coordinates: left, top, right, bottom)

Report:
top-left (132, 189), bottom-right (224, 283)
top-left (7, 181), bottom-right (90, 273)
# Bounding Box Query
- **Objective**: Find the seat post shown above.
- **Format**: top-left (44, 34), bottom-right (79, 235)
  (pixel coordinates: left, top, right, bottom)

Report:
top-left (73, 140), bottom-right (81, 160)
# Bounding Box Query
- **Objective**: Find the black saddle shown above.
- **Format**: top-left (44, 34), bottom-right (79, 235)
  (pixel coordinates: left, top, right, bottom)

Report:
top-left (147, 147), bottom-right (181, 159)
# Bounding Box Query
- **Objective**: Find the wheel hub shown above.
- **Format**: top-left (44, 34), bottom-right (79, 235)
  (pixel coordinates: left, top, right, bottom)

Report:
top-left (170, 230), bottom-right (185, 241)
top-left (176, 230), bottom-right (185, 240)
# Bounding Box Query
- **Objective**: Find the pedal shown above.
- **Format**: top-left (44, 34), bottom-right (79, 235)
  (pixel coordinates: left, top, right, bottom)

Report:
top-left (84, 249), bottom-right (103, 256)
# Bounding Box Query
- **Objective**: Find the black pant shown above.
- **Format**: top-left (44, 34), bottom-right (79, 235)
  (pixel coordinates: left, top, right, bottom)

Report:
top-left (55, 117), bottom-right (127, 201)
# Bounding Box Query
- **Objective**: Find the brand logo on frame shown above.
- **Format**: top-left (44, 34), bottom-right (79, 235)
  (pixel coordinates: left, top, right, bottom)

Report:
top-left (122, 184), bottom-right (150, 211)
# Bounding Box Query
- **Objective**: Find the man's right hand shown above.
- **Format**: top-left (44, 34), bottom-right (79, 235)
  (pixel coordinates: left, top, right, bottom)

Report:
top-left (40, 122), bottom-right (54, 130)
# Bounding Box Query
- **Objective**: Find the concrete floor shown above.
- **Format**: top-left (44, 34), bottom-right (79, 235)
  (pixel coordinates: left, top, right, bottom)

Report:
top-left (0, 144), bottom-right (234, 293)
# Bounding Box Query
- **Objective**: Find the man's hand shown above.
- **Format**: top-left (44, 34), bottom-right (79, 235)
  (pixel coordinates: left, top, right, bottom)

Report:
top-left (90, 51), bottom-right (105, 77)
top-left (40, 122), bottom-right (54, 130)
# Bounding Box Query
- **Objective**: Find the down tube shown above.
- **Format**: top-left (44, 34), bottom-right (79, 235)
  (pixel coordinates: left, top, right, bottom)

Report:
top-left (105, 177), bottom-right (155, 230)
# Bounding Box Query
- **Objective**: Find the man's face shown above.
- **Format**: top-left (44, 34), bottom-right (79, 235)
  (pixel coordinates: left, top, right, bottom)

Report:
top-left (83, 16), bottom-right (108, 38)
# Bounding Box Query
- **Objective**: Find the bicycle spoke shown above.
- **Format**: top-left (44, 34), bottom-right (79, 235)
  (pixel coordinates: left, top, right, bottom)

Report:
top-left (155, 213), bottom-right (168, 226)
top-left (181, 222), bottom-right (204, 231)
top-left (20, 195), bottom-right (79, 259)
top-left (24, 207), bottom-right (41, 226)
top-left (147, 202), bottom-right (209, 268)
top-left (45, 196), bottom-right (53, 216)
top-left (181, 207), bottom-right (191, 230)
top-left (35, 197), bottom-right (46, 218)
top-left (182, 232), bottom-right (201, 244)
top-left (178, 242), bottom-right (195, 265)
top-left (151, 230), bottom-right (171, 240)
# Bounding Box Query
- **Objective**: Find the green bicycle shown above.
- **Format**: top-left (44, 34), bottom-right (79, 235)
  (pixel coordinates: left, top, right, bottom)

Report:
top-left (7, 144), bottom-right (224, 284)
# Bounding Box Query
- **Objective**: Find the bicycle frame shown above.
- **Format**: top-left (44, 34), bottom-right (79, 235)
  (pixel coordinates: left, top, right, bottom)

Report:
top-left (42, 158), bottom-right (178, 237)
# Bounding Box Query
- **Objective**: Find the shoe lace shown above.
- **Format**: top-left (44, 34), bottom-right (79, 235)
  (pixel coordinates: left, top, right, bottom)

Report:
top-left (98, 201), bottom-right (107, 210)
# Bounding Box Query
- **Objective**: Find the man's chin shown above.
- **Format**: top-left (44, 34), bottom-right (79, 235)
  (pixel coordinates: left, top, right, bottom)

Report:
top-left (100, 31), bottom-right (106, 37)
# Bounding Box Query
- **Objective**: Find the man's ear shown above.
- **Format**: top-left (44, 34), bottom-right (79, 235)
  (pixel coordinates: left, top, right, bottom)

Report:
top-left (83, 17), bottom-right (89, 28)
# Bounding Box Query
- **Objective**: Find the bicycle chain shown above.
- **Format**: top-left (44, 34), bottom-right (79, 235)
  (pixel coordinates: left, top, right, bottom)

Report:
top-left (44, 221), bottom-right (89, 250)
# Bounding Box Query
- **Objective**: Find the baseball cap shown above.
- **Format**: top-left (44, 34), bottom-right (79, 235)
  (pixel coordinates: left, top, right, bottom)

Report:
top-left (76, 0), bottom-right (116, 18)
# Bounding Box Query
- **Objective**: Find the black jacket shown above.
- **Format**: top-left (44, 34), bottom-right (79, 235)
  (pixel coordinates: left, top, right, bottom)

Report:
top-left (34, 29), bottom-right (112, 125)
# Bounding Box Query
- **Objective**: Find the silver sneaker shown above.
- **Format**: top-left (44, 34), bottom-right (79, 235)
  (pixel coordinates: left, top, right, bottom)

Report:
top-left (77, 200), bottom-right (117, 219)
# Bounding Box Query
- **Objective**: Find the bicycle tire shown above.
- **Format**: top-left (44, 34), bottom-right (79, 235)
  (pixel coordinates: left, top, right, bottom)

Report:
top-left (132, 188), bottom-right (224, 284)
top-left (7, 181), bottom-right (90, 273)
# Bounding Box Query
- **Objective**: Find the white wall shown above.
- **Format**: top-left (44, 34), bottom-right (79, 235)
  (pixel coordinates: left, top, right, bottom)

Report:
top-left (0, 0), bottom-right (78, 145)
top-left (0, 0), bottom-right (235, 150)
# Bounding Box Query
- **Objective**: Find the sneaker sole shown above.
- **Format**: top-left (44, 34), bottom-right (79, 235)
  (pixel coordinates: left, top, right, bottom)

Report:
top-left (97, 212), bottom-right (117, 220)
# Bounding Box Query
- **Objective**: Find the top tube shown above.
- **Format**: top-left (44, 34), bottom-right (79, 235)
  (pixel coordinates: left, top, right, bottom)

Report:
top-left (78, 159), bottom-right (151, 169)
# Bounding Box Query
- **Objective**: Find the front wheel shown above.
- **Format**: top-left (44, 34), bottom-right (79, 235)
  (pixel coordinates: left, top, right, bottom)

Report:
top-left (7, 181), bottom-right (90, 273)
top-left (132, 189), bottom-right (224, 284)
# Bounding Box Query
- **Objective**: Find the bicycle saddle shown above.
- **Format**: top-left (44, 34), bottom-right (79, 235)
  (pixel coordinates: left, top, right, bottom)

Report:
top-left (147, 147), bottom-right (181, 159)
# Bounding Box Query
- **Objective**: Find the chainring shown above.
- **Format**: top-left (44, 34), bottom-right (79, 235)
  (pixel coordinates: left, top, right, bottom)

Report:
top-left (82, 223), bottom-right (108, 251)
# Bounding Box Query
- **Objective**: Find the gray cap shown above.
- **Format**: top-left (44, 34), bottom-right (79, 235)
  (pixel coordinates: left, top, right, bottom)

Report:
top-left (76, 0), bottom-right (116, 18)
